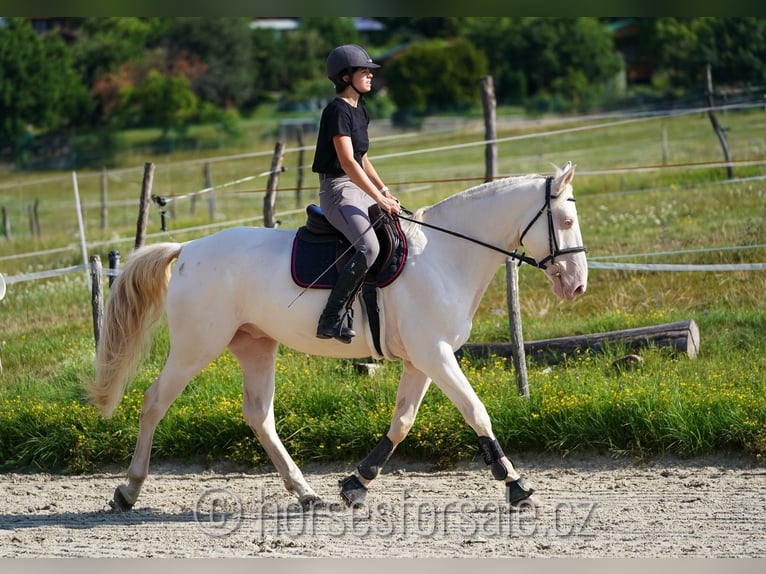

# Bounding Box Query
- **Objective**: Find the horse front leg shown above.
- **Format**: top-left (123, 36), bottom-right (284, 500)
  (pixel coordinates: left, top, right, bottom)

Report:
top-left (411, 342), bottom-right (536, 507)
top-left (339, 361), bottom-right (431, 506)
top-left (230, 331), bottom-right (321, 510)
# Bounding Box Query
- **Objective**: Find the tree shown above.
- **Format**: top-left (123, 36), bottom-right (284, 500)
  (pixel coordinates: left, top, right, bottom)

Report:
top-left (376, 17), bottom-right (466, 41)
top-left (521, 19), bottom-right (620, 96)
top-left (117, 69), bottom-right (199, 138)
top-left (247, 28), bottom-right (282, 109)
top-left (279, 28), bottom-right (327, 90)
top-left (0, 18), bottom-right (91, 160)
top-left (462, 17), bottom-right (525, 104)
top-left (654, 18), bottom-right (766, 89)
top-left (385, 38), bottom-right (488, 123)
top-left (465, 17), bottom-right (621, 106)
top-left (70, 17), bottom-right (165, 127)
top-left (713, 18), bottom-right (766, 84)
top-left (300, 17), bottom-right (360, 55)
top-left (165, 17), bottom-right (253, 108)
top-left (71, 18), bottom-right (158, 90)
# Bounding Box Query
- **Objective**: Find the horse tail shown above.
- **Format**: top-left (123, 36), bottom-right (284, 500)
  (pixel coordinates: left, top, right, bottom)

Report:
top-left (89, 242), bottom-right (183, 418)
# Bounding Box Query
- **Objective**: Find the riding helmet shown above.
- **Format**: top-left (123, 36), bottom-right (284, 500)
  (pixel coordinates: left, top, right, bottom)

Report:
top-left (325, 44), bottom-right (380, 87)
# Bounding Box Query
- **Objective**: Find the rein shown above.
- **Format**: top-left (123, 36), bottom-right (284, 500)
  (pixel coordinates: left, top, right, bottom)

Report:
top-left (396, 212), bottom-right (541, 267)
top-left (397, 176), bottom-right (586, 271)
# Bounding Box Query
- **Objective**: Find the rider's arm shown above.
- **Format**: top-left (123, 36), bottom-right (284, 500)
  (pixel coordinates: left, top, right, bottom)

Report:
top-left (333, 135), bottom-right (398, 212)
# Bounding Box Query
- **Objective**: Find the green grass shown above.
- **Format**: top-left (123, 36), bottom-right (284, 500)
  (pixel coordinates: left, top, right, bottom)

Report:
top-left (1, 106), bottom-right (766, 473)
top-left (1, 316), bottom-right (764, 473)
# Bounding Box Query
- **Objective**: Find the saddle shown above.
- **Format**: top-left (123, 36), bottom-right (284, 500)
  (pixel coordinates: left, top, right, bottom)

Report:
top-left (291, 204), bottom-right (408, 356)
top-left (291, 204), bottom-right (407, 289)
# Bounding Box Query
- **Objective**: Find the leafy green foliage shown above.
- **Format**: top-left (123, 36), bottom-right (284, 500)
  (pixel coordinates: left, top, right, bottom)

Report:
top-left (4, 17), bottom-right (766, 167)
top-left (165, 17), bottom-right (254, 109)
top-left (0, 18), bottom-right (91, 158)
top-left (300, 17), bottom-right (360, 56)
top-left (655, 18), bottom-right (766, 87)
top-left (71, 17), bottom-right (158, 90)
top-left (118, 70), bottom-right (199, 138)
top-left (385, 38), bottom-right (488, 123)
top-left (465, 17), bottom-right (621, 107)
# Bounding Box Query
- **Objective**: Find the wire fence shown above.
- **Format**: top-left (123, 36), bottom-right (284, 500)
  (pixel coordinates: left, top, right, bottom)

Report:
top-left (2, 99), bottom-right (766, 292)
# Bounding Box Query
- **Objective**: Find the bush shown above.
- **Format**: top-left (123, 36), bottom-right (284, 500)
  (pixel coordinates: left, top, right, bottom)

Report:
top-left (385, 38), bottom-right (488, 120)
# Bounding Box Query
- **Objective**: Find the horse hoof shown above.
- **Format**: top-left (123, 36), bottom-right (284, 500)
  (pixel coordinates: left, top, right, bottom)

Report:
top-left (506, 476), bottom-right (535, 507)
top-left (109, 485), bottom-right (135, 512)
top-left (510, 493), bottom-right (541, 512)
top-left (339, 474), bottom-right (368, 507)
top-left (299, 494), bottom-right (325, 511)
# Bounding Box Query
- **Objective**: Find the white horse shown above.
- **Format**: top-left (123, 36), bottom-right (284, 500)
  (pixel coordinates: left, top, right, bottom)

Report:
top-left (89, 162), bottom-right (587, 511)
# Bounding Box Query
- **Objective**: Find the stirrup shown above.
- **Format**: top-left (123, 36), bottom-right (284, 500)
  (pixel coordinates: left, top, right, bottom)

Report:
top-left (316, 316), bottom-right (355, 343)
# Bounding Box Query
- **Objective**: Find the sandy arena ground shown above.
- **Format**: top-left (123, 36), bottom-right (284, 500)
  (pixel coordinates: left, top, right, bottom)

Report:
top-left (1, 452), bottom-right (764, 558)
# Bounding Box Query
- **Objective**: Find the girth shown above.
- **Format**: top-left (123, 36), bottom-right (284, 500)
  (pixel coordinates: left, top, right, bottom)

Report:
top-left (291, 205), bottom-right (408, 357)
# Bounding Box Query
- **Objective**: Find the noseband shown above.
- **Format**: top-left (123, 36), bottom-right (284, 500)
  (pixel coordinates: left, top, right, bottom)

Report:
top-left (397, 175), bottom-right (586, 271)
top-left (515, 176), bottom-right (587, 272)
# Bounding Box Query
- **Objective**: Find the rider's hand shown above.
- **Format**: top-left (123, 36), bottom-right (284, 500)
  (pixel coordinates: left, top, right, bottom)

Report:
top-left (379, 194), bottom-right (400, 216)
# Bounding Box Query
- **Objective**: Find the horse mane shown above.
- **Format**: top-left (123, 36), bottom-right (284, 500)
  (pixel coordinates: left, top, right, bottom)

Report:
top-left (398, 166), bottom-right (571, 247)
top-left (397, 175), bottom-right (539, 250)
top-left (421, 174), bottom-right (542, 216)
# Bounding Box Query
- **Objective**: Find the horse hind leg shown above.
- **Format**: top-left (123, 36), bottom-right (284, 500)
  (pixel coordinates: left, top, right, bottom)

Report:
top-left (229, 329), bottom-right (321, 510)
top-left (111, 349), bottom-right (212, 511)
top-left (340, 361), bottom-right (431, 507)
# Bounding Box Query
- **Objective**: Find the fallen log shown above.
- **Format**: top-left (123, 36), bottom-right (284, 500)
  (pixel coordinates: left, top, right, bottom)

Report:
top-left (457, 319), bottom-right (699, 364)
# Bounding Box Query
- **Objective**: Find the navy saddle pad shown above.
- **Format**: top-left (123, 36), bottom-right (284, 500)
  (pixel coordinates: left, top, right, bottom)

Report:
top-left (291, 204), bottom-right (407, 289)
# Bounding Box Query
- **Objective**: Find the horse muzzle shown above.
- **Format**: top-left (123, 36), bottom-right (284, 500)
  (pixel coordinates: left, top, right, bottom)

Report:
top-left (546, 261), bottom-right (587, 301)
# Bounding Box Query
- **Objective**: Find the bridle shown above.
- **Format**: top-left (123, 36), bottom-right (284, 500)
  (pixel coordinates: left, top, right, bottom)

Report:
top-left (516, 175), bottom-right (587, 273)
top-left (397, 175), bottom-right (587, 273)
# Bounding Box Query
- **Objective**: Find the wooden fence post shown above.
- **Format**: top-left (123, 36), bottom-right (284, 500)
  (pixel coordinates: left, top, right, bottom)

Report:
top-left (72, 171), bottom-right (90, 287)
top-left (481, 76), bottom-right (498, 183)
top-left (705, 64), bottom-right (733, 179)
top-left (90, 255), bottom-right (103, 348)
top-left (135, 162), bottom-right (154, 250)
top-left (28, 200), bottom-right (40, 237)
top-left (2, 206), bottom-right (9, 240)
top-left (100, 167), bottom-right (108, 231)
top-left (204, 162), bottom-right (216, 221)
top-left (506, 258), bottom-right (529, 397)
top-left (264, 142), bottom-right (285, 228)
top-left (296, 127), bottom-right (305, 208)
top-left (27, 204), bottom-right (34, 236)
top-left (190, 169), bottom-right (199, 215)
top-left (33, 199), bottom-right (40, 237)
top-left (108, 250), bottom-right (120, 288)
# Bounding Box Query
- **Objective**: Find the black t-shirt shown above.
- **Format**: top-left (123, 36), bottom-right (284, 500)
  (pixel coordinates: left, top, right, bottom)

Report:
top-left (311, 97), bottom-right (370, 176)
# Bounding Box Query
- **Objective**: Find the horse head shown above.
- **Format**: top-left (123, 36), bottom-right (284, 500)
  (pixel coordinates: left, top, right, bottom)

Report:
top-left (517, 162), bottom-right (587, 301)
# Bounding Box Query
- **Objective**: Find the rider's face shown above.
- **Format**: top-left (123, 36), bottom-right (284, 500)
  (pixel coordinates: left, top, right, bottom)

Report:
top-left (351, 67), bottom-right (373, 93)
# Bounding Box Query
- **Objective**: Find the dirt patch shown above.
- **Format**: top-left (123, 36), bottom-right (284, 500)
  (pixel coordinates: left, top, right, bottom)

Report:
top-left (1, 452), bottom-right (764, 558)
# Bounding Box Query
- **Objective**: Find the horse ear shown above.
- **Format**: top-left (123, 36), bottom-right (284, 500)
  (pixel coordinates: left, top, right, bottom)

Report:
top-left (554, 162), bottom-right (576, 193)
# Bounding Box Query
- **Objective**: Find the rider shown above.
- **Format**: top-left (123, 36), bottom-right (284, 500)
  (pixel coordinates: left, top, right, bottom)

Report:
top-left (311, 44), bottom-right (401, 343)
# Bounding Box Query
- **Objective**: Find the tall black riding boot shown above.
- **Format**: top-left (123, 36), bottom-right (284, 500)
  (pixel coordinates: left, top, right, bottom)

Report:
top-left (316, 251), bottom-right (368, 343)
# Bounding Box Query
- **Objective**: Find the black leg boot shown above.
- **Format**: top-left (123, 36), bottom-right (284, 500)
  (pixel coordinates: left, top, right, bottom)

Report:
top-left (316, 252), bottom-right (368, 343)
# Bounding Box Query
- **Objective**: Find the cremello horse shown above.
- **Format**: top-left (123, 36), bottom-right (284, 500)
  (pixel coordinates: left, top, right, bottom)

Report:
top-left (89, 162), bottom-right (587, 511)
